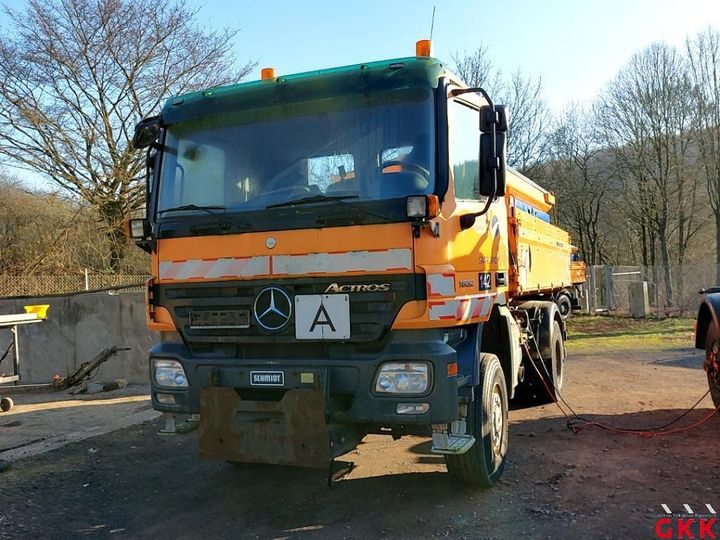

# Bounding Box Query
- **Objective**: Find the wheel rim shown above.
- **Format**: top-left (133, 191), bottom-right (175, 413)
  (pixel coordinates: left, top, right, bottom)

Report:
top-left (707, 341), bottom-right (720, 390)
top-left (490, 384), bottom-right (504, 457)
top-left (559, 299), bottom-right (569, 316)
top-left (555, 339), bottom-right (564, 392)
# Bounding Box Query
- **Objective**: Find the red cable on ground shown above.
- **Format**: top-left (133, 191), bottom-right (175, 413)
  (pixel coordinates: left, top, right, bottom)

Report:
top-left (522, 342), bottom-right (720, 438)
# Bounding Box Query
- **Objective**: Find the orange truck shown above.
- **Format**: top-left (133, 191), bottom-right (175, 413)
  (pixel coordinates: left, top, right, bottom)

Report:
top-left (129, 41), bottom-right (577, 487)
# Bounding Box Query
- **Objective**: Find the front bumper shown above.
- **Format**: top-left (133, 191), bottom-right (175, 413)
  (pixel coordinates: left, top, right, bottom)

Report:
top-left (149, 330), bottom-right (459, 426)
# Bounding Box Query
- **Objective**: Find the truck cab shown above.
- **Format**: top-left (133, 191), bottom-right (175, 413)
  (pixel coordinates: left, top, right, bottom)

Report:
top-left (130, 42), bottom-right (570, 488)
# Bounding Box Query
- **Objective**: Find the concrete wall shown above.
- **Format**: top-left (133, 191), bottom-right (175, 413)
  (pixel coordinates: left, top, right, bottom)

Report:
top-left (0, 292), bottom-right (156, 384)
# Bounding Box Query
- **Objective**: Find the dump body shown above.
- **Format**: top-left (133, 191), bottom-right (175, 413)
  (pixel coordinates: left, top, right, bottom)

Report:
top-left (571, 259), bottom-right (587, 286)
top-left (505, 169), bottom-right (573, 297)
top-left (136, 53), bottom-right (574, 480)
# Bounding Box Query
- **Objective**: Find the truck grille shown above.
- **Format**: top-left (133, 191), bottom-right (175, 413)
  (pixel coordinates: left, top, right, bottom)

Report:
top-left (154, 275), bottom-right (423, 351)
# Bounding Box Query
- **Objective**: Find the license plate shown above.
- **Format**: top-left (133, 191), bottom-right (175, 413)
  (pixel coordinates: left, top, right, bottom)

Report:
top-left (189, 310), bottom-right (250, 329)
top-left (295, 294), bottom-right (350, 340)
top-left (250, 371), bottom-right (285, 387)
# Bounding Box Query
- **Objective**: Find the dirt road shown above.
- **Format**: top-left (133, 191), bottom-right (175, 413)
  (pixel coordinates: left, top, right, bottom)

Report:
top-left (1, 318), bottom-right (719, 539)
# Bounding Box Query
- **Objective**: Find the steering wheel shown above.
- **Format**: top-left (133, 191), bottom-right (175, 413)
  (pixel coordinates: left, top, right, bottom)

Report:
top-left (382, 160), bottom-right (430, 178)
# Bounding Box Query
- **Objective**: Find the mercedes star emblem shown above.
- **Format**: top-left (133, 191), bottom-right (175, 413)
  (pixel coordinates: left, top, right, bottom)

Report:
top-left (253, 286), bottom-right (292, 331)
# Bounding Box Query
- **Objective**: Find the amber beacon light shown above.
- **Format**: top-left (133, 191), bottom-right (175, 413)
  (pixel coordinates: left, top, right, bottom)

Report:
top-left (416, 39), bottom-right (432, 57)
top-left (261, 67), bottom-right (276, 80)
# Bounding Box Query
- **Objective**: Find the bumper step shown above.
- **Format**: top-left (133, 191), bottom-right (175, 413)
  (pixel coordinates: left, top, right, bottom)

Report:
top-left (431, 433), bottom-right (475, 455)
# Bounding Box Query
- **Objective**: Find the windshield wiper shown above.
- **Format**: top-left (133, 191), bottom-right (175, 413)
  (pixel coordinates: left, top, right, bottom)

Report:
top-left (266, 194), bottom-right (390, 221)
top-left (158, 204), bottom-right (252, 232)
top-left (159, 204), bottom-right (226, 214)
top-left (266, 194), bottom-right (358, 209)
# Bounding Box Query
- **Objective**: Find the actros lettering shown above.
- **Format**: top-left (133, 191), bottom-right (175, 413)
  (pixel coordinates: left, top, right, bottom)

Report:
top-left (324, 283), bottom-right (390, 293)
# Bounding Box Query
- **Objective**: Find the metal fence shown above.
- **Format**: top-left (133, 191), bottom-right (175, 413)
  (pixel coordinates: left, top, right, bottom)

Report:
top-left (0, 273), bottom-right (148, 298)
top-left (2, 265), bottom-right (715, 316)
top-left (586, 264), bottom-right (719, 317)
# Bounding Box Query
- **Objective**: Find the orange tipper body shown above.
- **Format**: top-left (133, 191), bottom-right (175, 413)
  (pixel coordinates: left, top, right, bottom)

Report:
top-left (571, 259), bottom-right (588, 286)
top-left (135, 50), bottom-right (575, 485)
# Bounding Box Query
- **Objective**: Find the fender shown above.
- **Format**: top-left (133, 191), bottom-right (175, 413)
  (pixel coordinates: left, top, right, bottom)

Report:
top-left (695, 292), bottom-right (720, 349)
top-left (515, 300), bottom-right (564, 359)
top-left (455, 306), bottom-right (523, 400)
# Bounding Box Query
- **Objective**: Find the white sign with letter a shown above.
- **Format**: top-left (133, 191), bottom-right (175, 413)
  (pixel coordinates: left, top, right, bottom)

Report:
top-left (295, 294), bottom-right (350, 340)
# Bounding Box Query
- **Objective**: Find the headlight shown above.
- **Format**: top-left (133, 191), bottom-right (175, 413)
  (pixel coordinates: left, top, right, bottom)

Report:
top-left (153, 359), bottom-right (188, 388)
top-left (406, 196), bottom-right (428, 218)
top-left (375, 362), bottom-right (430, 394)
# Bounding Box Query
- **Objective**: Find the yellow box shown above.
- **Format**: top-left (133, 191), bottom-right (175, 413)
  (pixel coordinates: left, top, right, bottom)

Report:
top-left (24, 304), bottom-right (49, 319)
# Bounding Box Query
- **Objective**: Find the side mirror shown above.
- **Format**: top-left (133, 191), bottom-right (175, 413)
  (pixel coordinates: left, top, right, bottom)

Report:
top-left (451, 87), bottom-right (510, 230)
top-left (132, 116), bottom-right (162, 149)
top-left (479, 105), bottom-right (509, 133)
top-left (479, 132), bottom-right (507, 197)
top-left (477, 104), bottom-right (508, 198)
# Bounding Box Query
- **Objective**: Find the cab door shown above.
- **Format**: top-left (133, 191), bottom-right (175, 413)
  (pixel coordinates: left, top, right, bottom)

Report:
top-left (444, 90), bottom-right (509, 296)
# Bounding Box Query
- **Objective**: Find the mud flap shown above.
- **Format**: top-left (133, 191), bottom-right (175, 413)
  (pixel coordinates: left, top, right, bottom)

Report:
top-left (198, 387), bottom-right (330, 468)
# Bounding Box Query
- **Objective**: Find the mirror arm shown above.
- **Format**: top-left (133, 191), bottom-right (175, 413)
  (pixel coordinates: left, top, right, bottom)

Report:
top-left (458, 86), bottom-right (500, 230)
top-left (450, 87), bottom-right (495, 108)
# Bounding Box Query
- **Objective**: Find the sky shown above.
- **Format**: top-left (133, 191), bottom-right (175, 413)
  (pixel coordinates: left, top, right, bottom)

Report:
top-left (2, 0), bottom-right (720, 189)
top-left (212, 0), bottom-right (720, 111)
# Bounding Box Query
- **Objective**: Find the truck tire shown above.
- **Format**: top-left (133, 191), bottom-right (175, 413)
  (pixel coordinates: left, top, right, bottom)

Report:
top-left (704, 322), bottom-right (720, 408)
top-left (445, 353), bottom-right (508, 488)
top-left (556, 293), bottom-right (572, 321)
top-left (0, 397), bottom-right (13, 412)
top-left (522, 319), bottom-right (565, 404)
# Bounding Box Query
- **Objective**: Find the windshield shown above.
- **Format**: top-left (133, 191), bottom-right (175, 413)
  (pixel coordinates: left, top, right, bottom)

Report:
top-left (156, 91), bottom-right (435, 217)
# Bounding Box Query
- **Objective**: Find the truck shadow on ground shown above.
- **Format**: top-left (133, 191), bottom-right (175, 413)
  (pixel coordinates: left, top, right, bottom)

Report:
top-left (576, 346), bottom-right (705, 369)
top-left (1, 410), bottom-right (719, 538)
top-left (646, 347), bottom-right (706, 369)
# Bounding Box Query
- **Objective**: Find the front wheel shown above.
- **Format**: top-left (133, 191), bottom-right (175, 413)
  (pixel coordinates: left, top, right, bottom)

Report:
top-left (445, 353), bottom-right (508, 488)
top-left (704, 323), bottom-right (720, 408)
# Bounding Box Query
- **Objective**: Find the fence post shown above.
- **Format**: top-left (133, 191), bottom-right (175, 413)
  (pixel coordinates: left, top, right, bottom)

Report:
top-left (588, 266), bottom-right (596, 312)
top-left (604, 266), bottom-right (613, 311)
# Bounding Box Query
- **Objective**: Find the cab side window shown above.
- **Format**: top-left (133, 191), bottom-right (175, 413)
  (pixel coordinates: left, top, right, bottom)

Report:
top-left (449, 100), bottom-right (480, 200)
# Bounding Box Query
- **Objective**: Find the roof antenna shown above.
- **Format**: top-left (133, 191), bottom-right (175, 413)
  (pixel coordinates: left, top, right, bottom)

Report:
top-left (429, 5), bottom-right (436, 40)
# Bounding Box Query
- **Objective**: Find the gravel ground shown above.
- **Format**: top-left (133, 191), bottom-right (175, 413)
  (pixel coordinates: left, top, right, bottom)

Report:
top-left (0, 319), bottom-right (718, 539)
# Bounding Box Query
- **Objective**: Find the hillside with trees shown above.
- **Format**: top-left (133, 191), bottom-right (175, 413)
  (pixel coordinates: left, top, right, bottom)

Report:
top-left (455, 28), bottom-right (720, 286)
top-left (0, 1), bottom-right (718, 296)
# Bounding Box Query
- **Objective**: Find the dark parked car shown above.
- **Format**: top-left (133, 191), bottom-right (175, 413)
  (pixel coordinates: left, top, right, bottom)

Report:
top-left (694, 288), bottom-right (720, 408)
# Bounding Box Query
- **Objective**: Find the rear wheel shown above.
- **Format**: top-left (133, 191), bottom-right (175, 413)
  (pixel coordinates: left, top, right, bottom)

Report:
top-left (556, 294), bottom-right (572, 321)
top-left (522, 320), bottom-right (565, 404)
top-left (445, 353), bottom-right (508, 488)
top-left (704, 323), bottom-right (720, 408)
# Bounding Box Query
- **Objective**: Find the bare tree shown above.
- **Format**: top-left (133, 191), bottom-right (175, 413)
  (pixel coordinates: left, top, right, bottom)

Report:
top-left (597, 42), bottom-right (702, 304)
top-left (687, 28), bottom-right (720, 283)
top-left (504, 70), bottom-right (546, 176)
top-left (0, 176), bottom-right (85, 274)
top-left (545, 104), bottom-right (611, 265)
top-left (0, 0), bottom-right (255, 270)
top-left (453, 47), bottom-right (546, 175)
top-left (452, 45), bottom-right (502, 95)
